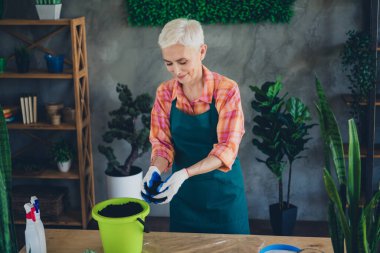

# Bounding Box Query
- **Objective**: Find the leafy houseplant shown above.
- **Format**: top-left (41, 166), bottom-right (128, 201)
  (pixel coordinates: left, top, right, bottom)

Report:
top-left (250, 79), bottom-right (315, 235)
top-left (14, 47), bottom-right (30, 73)
top-left (341, 30), bottom-right (375, 126)
top-left (315, 78), bottom-right (380, 253)
top-left (0, 105), bottom-right (18, 253)
top-left (51, 140), bottom-right (73, 173)
top-left (98, 83), bottom-right (152, 177)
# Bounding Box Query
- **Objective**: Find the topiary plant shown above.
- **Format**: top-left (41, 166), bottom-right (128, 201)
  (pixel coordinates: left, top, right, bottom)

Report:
top-left (98, 83), bottom-right (153, 177)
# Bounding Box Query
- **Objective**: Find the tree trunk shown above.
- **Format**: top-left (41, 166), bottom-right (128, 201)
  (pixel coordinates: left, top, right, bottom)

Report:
top-left (286, 163), bottom-right (293, 208)
top-left (122, 145), bottom-right (139, 176)
top-left (279, 178), bottom-right (283, 210)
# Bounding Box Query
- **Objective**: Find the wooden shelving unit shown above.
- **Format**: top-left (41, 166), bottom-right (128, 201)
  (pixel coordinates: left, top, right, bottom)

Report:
top-left (15, 209), bottom-right (82, 226)
top-left (7, 122), bottom-right (76, 130)
top-left (0, 70), bottom-right (73, 79)
top-left (341, 94), bottom-right (380, 106)
top-left (341, 2), bottom-right (380, 202)
top-left (363, 0), bottom-right (380, 201)
top-left (0, 17), bottom-right (95, 229)
top-left (343, 143), bottom-right (380, 158)
top-left (13, 167), bottom-right (80, 180)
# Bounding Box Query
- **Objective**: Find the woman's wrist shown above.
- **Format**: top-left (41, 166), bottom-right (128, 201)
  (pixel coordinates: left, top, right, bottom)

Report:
top-left (185, 168), bottom-right (191, 177)
top-left (151, 156), bottom-right (169, 173)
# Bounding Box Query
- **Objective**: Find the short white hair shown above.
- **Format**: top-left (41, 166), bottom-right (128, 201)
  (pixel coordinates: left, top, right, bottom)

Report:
top-left (158, 18), bottom-right (204, 49)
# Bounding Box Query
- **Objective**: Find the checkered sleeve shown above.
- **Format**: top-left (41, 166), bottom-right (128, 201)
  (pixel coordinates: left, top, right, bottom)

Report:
top-left (209, 83), bottom-right (245, 172)
top-left (149, 84), bottom-right (174, 171)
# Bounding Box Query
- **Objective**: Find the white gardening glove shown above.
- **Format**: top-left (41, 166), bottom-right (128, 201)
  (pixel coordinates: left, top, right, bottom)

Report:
top-left (154, 169), bottom-right (189, 204)
top-left (141, 166), bottom-right (162, 197)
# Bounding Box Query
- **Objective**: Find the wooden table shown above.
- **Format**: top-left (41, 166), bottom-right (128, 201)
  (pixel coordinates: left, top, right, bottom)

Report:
top-left (19, 229), bottom-right (333, 253)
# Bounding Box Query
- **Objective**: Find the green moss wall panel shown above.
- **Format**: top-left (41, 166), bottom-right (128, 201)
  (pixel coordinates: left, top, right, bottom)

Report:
top-left (125, 0), bottom-right (296, 26)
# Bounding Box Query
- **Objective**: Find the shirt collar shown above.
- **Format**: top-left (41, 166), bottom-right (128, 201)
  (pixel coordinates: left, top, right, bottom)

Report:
top-left (172, 65), bottom-right (215, 104)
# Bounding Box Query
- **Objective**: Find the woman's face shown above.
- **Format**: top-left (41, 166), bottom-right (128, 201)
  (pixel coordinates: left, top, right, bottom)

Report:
top-left (161, 43), bottom-right (207, 86)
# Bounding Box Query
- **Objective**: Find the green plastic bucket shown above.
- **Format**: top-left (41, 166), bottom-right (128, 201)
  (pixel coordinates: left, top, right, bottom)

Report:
top-left (92, 198), bottom-right (150, 253)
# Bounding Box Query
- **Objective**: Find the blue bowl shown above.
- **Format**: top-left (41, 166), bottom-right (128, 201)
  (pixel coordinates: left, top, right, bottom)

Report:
top-left (45, 54), bottom-right (64, 73)
top-left (260, 244), bottom-right (301, 252)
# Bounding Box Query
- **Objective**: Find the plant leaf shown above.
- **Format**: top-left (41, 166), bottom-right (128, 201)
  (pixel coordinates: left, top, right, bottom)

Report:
top-left (327, 201), bottom-right (345, 253)
top-left (323, 168), bottom-right (351, 245)
top-left (347, 118), bottom-right (361, 251)
top-left (315, 77), bottom-right (346, 185)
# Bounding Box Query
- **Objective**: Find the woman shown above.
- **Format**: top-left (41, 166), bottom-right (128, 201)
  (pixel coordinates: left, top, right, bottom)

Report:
top-left (141, 18), bottom-right (250, 234)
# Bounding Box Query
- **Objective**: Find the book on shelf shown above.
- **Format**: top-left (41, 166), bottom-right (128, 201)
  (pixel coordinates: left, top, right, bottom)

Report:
top-left (19, 95), bottom-right (37, 124)
top-left (20, 97), bottom-right (26, 124)
top-left (28, 96), bottom-right (33, 123)
top-left (33, 96), bottom-right (37, 123)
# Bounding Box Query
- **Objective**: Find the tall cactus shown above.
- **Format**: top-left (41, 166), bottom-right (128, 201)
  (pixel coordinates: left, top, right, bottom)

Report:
top-left (0, 105), bottom-right (18, 253)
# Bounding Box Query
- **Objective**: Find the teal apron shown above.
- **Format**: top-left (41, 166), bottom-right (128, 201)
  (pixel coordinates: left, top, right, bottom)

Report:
top-left (169, 98), bottom-right (250, 234)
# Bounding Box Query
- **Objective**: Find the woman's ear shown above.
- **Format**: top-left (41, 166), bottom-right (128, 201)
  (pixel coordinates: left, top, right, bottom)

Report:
top-left (200, 44), bottom-right (207, 61)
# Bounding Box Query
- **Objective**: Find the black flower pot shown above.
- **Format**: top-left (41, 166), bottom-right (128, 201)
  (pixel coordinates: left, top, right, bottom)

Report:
top-left (15, 57), bottom-right (30, 73)
top-left (269, 202), bottom-right (298, 236)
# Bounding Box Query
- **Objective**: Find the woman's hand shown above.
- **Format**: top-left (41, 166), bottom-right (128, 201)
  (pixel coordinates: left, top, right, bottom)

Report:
top-left (141, 166), bottom-right (163, 203)
top-left (154, 169), bottom-right (189, 204)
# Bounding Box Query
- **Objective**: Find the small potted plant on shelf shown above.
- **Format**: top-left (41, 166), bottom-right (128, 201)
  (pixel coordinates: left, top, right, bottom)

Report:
top-left (250, 79), bottom-right (315, 236)
top-left (51, 140), bottom-right (73, 173)
top-left (98, 83), bottom-right (153, 199)
top-left (14, 47), bottom-right (30, 73)
top-left (35, 0), bottom-right (62, 20)
top-left (315, 78), bottom-right (380, 253)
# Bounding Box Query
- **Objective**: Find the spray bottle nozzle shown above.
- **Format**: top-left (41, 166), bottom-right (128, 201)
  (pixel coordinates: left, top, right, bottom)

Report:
top-left (31, 196), bottom-right (40, 213)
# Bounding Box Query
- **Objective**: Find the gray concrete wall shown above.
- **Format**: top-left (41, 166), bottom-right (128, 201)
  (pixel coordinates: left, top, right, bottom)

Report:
top-left (1, 0), bottom-right (363, 220)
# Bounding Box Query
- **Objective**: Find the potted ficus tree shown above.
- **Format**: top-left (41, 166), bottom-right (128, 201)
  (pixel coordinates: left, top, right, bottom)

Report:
top-left (98, 83), bottom-right (152, 199)
top-left (51, 140), bottom-right (73, 173)
top-left (250, 79), bottom-right (315, 235)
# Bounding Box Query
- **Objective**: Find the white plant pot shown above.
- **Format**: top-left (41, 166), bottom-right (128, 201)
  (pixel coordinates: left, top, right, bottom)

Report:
top-left (106, 168), bottom-right (143, 200)
top-left (35, 4), bottom-right (62, 20)
top-left (57, 160), bottom-right (71, 173)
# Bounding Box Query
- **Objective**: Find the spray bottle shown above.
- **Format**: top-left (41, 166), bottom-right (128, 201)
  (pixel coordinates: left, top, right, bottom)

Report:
top-left (24, 203), bottom-right (42, 253)
top-left (31, 196), bottom-right (46, 253)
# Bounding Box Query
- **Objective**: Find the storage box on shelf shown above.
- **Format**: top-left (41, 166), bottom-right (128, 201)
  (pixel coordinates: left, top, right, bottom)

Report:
top-left (0, 17), bottom-right (94, 229)
top-left (12, 185), bottom-right (68, 220)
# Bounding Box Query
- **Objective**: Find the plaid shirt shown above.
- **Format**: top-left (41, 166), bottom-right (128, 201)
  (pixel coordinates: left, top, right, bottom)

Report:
top-left (150, 66), bottom-right (245, 172)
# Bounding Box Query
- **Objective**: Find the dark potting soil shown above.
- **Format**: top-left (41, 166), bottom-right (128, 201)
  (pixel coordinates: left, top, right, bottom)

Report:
top-left (98, 202), bottom-right (143, 218)
top-left (105, 166), bottom-right (141, 177)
